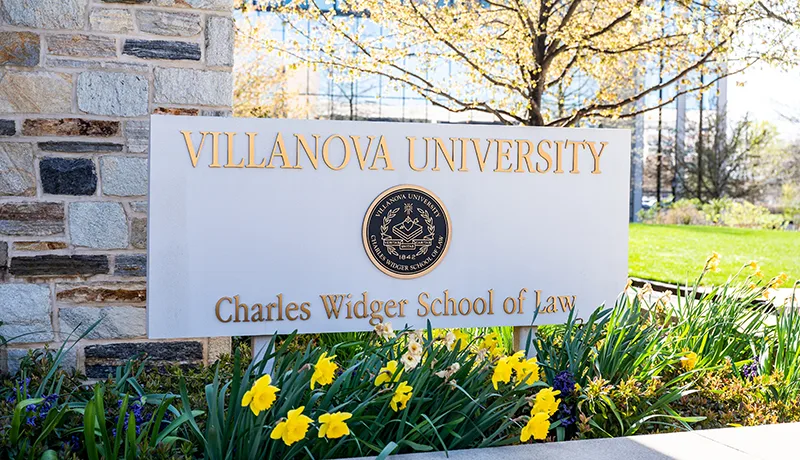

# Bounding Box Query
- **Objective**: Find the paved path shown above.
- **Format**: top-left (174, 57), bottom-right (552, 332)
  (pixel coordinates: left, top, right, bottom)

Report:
top-left (365, 423), bottom-right (798, 459)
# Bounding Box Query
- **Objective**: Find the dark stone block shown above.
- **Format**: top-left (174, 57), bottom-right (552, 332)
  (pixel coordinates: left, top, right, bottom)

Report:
top-left (114, 254), bottom-right (146, 277)
top-left (38, 141), bottom-right (123, 153)
top-left (0, 202), bottom-right (64, 236)
top-left (123, 39), bottom-right (201, 61)
top-left (10, 255), bottom-right (108, 277)
top-left (0, 32), bottom-right (40, 66)
top-left (85, 341), bottom-right (203, 360)
top-left (0, 120), bottom-right (15, 136)
top-left (40, 158), bottom-right (97, 196)
top-left (23, 118), bottom-right (119, 137)
top-left (0, 241), bottom-right (7, 266)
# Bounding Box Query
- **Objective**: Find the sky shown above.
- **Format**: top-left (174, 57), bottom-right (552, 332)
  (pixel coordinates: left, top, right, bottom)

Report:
top-left (728, 63), bottom-right (800, 141)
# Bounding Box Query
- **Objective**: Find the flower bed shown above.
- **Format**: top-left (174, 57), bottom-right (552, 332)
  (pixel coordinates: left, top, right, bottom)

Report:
top-left (1, 256), bottom-right (798, 459)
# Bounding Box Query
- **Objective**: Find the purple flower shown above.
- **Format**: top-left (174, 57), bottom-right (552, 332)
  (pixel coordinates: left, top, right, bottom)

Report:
top-left (553, 371), bottom-right (577, 397)
top-left (742, 356), bottom-right (760, 379)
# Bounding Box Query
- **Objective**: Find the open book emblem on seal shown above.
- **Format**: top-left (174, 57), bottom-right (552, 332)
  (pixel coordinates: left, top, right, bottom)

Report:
top-left (363, 185), bottom-right (451, 279)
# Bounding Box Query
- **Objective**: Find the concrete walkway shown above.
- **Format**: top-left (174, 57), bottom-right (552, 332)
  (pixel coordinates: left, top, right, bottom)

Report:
top-left (371, 423), bottom-right (798, 459)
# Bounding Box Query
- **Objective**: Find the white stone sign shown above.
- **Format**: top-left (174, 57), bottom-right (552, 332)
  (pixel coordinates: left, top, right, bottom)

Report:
top-left (147, 115), bottom-right (630, 339)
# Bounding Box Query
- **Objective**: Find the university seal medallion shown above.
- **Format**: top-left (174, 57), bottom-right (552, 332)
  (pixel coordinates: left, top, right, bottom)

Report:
top-left (363, 185), bottom-right (451, 278)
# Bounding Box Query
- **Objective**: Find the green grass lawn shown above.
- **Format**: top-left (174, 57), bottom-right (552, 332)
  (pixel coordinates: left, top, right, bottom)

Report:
top-left (629, 224), bottom-right (800, 286)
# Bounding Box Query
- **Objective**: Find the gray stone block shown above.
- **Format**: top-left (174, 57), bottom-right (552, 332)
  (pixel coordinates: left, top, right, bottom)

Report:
top-left (123, 39), bottom-right (201, 61)
top-left (0, 202), bottom-right (64, 236)
top-left (9, 255), bottom-right (108, 277)
top-left (45, 58), bottom-right (148, 72)
top-left (77, 71), bottom-right (149, 117)
top-left (131, 217), bottom-right (147, 249)
top-left (2, 347), bottom-right (76, 374)
top-left (101, 156), bottom-right (148, 197)
top-left (0, 71), bottom-right (72, 114)
top-left (125, 121), bottom-right (149, 154)
top-left (0, 120), bottom-right (15, 136)
top-left (130, 201), bottom-right (148, 214)
top-left (39, 141), bottom-right (123, 153)
top-left (153, 0), bottom-right (230, 10)
top-left (47, 34), bottom-right (117, 58)
top-left (114, 254), bottom-right (146, 277)
top-left (84, 340), bottom-right (204, 378)
top-left (1, 0), bottom-right (86, 29)
top-left (89, 8), bottom-right (134, 33)
top-left (60, 306), bottom-right (146, 340)
top-left (40, 157), bottom-right (97, 196)
top-left (206, 16), bottom-right (233, 66)
top-left (0, 284), bottom-right (53, 344)
top-left (0, 142), bottom-right (35, 197)
top-left (0, 32), bottom-right (40, 66)
top-left (154, 67), bottom-right (232, 106)
top-left (69, 202), bottom-right (128, 249)
top-left (136, 10), bottom-right (202, 36)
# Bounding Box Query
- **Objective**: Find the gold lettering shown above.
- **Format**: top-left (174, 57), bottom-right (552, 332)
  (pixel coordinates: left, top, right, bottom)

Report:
top-left (457, 138), bottom-right (468, 172)
top-left (407, 136), bottom-right (427, 171)
top-left (536, 140), bottom-right (553, 173)
top-left (430, 298), bottom-right (442, 316)
top-left (285, 302), bottom-right (299, 321)
top-left (566, 140), bottom-right (583, 174)
top-left (495, 139), bottom-right (513, 172)
top-left (245, 132), bottom-right (265, 168)
top-left (299, 302), bottom-right (311, 320)
top-left (215, 296), bottom-right (232, 323)
top-left (181, 130), bottom-right (209, 168)
top-left (294, 134), bottom-right (320, 169)
top-left (370, 136), bottom-right (394, 170)
top-left (351, 135), bottom-right (375, 170)
top-left (429, 137), bottom-right (456, 172)
top-left (587, 141), bottom-right (607, 174)
top-left (553, 141), bottom-right (565, 173)
top-left (469, 138), bottom-right (492, 172)
top-left (322, 134), bottom-right (351, 170)
top-left (208, 132), bottom-right (222, 168)
top-left (515, 139), bottom-right (535, 173)
top-left (224, 132), bottom-right (244, 168)
top-left (417, 292), bottom-right (431, 316)
top-left (266, 132), bottom-right (293, 169)
top-left (233, 295), bottom-right (248, 322)
top-left (250, 303), bottom-right (264, 322)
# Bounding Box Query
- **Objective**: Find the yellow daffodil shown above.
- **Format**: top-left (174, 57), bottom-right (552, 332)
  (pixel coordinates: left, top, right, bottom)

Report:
top-left (270, 406), bottom-right (313, 446)
top-left (770, 272), bottom-right (789, 289)
top-left (515, 357), bottom-right (540, 385)
top-left (481, 332), bottom-right (502, 355)
top-left (449, 329), bottom-right (470, 351)
top-left (491, 355), bottom-right (514, 389)
top-left (521, 411), bottom-right (550, 442)
top-left (681, 350), bottom-right (698, 371)
top-left (531, 388), bottom-right (561, 416)
top-left (755, 270), bottom-right (764, 279)
top-left (706, 252), bottom-right (720, 272)
top-left (748, 261), bottom-right (759, 271)
top-left (390, 381), bottom-right (413, 411)
top-left (374, 360), bottom-right (401, 386)
top-left (310, 352), bottom-right (338, 390)
top-left (318, 412), bottom-right (352, 439)
top-left (241, 374), bottom-right (280, 416)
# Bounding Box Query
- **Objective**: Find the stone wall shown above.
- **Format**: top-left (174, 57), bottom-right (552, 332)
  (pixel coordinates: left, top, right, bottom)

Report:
top-left (0, 0), bottom-right (233, 376)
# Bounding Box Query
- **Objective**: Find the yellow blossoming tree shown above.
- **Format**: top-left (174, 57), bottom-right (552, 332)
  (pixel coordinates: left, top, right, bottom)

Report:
top-left (240, 0), bottom-right (797, 127)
